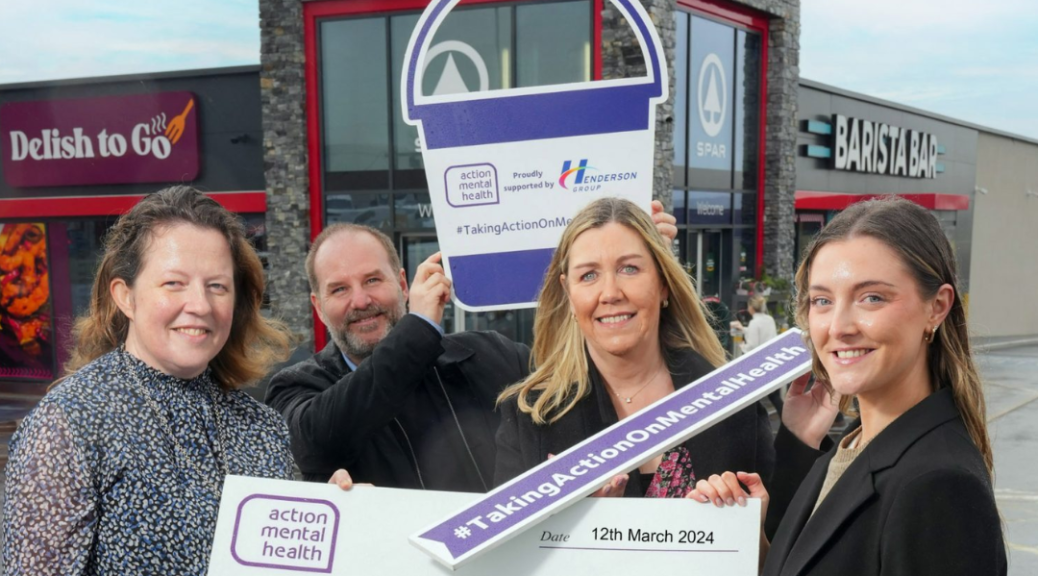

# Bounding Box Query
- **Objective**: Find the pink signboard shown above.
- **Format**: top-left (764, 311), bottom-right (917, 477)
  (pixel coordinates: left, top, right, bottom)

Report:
top-left (1, 91), bottom-right (200, 188)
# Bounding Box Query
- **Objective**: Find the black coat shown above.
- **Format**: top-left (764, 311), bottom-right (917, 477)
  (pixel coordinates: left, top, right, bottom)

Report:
top-left (494, 348), bottom-right (776, 495)
top-left (764, 387), bottom-right (1006, 576)
top-left (265, 314), bottom-right (530, 491)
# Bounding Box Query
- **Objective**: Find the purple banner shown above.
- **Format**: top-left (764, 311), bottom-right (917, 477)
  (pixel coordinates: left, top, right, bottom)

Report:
top-left (412, 330), bottom-right (811, 567)
top-left (1, 91), bottom-right (199, 188)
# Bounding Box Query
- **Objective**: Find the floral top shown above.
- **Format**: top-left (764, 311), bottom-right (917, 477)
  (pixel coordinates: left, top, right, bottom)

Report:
top-left (644, 446), bottom-right (696, 498)
top-left (2, 349), bottom-right (294, 576)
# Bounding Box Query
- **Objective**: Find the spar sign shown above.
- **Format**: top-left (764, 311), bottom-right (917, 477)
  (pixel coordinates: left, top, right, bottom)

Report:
top-left (1, 92), bottom-right (199, 187)
top-left (402, 0), bottom-right (668, 311)
top-left (411, 330), bottom-right (813, 568)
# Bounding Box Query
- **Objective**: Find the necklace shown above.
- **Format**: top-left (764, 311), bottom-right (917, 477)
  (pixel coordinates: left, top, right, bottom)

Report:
top-left (609, 365), bottom-right (669, 404)
top-left (121, 349), bottom-right (230, 495)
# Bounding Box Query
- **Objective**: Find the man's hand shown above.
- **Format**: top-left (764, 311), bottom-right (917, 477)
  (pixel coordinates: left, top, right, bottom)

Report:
top-left (328, 469), bottom-right (373, 490)
top-left (651, 200), bottom-right (678, 243)
top-left (329, 469), bottom-right (355, 490)
top-left (408, 252), bottom-right (452, 324)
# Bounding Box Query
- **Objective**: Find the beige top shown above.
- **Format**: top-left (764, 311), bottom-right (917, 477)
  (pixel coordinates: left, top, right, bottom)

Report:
top-left (812, 426), bottom-right (869, 515)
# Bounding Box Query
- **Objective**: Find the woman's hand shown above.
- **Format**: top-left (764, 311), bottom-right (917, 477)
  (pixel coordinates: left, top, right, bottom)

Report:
top-left (686, 472), bottom-right (769, 524)
top-left (328, 469), bottom-right (373, 491)
top-left (590, 474), bottom-right (629, 497)
top-left (650, 200), bottom-right (678, 243)
top-left (687, 472), bottom-right (771, 572)
top-left (782, 373), bottom-right (841, 449)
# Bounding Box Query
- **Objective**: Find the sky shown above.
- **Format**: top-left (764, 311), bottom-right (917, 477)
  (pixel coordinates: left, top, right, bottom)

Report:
top-left (1, 0), bottom-right (1037, 139)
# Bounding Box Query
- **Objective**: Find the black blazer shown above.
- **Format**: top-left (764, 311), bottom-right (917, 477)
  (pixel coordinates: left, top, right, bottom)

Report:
top-left (494, 348), bottom-right (776, 495)
top-left (764, 387), bottom-right (1006, 576)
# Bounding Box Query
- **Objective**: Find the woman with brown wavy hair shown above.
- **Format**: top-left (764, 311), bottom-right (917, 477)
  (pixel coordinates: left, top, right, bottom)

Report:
top-left (689, 196), bottom-right (1006, 575)
top-left (3, 186), bottom-right (295, 576)
top-left (495, 197), bottom-right (774, 497)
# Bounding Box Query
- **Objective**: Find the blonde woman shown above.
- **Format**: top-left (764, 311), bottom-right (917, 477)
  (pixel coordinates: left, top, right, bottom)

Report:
top-left (495, 197), bottom-right (774, 497)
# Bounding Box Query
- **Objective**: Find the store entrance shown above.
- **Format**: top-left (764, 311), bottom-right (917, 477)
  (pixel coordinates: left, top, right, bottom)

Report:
top-left (690, 230), bottom-right (724, 298)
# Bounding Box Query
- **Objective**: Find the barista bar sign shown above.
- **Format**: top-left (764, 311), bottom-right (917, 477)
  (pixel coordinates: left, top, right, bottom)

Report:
top-left (1, 92), bottom-right (199, 187)
top-left (831, 114), bottom-right (938, 179)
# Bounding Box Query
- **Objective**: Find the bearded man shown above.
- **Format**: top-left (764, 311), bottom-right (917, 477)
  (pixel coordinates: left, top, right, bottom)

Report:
top-left (265, 223), bottom-right (529, 491)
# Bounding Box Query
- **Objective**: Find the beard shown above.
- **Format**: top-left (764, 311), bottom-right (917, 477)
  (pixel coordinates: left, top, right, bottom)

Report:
top-left (329, 296), bottom-right (406, 363)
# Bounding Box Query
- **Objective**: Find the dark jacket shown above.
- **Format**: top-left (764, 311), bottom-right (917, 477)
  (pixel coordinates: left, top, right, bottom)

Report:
top-left (764, 387), bottom-right (1006, 576)
top-left (266, 314), bottom-right (530, 491)
top-left (494, 347), bottom-right (776, 495)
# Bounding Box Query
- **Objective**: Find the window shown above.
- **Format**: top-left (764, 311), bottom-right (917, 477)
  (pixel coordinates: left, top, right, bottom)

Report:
top-left (315, 1), bottom-right (591, 344)
top-left (320, 1), bottom-right (591, 199)
top-left (671, 9), bottom-right (764, 306)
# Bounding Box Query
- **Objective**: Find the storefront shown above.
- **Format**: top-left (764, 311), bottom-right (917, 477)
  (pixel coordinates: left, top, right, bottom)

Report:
top-left (794, 79), bottom-right (978, 295)
top-left (0, 66), bottom-right (267, 394)
top-left (260, 0), bottom-right (801, 349)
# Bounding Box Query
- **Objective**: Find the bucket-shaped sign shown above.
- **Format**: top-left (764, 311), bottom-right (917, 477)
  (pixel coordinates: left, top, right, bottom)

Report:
top-left (402, 0), bottom-right (668, 310)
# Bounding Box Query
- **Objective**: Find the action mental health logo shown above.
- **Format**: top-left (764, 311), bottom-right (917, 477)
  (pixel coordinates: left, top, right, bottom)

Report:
top-left (230, 494), bottom-right (340, 573)
top-left (558, 159), bottom-right (637, 192)
top-left (1, 91), bottom-right (200, 188)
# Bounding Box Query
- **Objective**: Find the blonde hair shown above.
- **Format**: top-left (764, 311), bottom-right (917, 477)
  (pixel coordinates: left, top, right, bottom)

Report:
top-left (794, 196), bottom-right (993, 476)
top-left (65, 186), bottom-right (294, 390)
top-left (499, 197), bottom-right (725, 424)
top-left (748, 294), bottom-right (768, 314)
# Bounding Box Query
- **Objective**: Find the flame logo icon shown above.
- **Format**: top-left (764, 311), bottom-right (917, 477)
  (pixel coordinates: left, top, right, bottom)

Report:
top-left (150, 112), bottom-right (168, 134)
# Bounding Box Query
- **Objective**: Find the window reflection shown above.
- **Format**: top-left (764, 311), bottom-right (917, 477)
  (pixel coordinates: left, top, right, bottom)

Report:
top-left (320, 18), bottom-right (389, 175)
top-left (735, 30), bottom-right (760, 190)
top-left (517, 1), bottom-right (591, 87)
top-left (672, 12), bottom-right (689, 187)
top-left (326, 192), bottom-right (392, 230)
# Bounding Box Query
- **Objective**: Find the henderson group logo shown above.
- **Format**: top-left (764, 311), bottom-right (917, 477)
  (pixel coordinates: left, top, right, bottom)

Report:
top-left (558, 159), bottom-right (638, 192)
top-left (1, 91), bottom-right (200, 188)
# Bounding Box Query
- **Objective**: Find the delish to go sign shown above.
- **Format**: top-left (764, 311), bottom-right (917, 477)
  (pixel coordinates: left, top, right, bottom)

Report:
top-left (1, 91), bottom-right (199, 187)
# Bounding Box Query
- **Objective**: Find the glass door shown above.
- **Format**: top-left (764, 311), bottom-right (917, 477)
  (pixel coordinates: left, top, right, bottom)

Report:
top-left (691, 230), bottom-right (724, 298)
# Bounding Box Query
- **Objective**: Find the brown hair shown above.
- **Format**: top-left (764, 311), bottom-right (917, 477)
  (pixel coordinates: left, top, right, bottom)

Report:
top-left (305, 223), bottom-right (401, 296)
top-left (794, 196), bottom-right (993, 476)
top-left (66, 186), bottom-right (293, 389)
top-left (499, 197), bottom-right (725, 424)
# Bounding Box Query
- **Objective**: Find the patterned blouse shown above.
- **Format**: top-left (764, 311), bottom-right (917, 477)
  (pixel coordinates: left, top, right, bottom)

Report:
top-left (2, 349), bottom-right (295, 576)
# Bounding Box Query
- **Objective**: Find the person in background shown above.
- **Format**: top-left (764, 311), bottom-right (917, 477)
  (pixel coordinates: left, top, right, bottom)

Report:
top-left (495, 197), bottom-right (774, 498)
top-left (268, 201), bottom-right (678, 492)
top-left (739, 294), bottom-right (782, 415)
top-left (688, 197), bottom-right (1006, 575)
top-left (3, 186), bottom-right (297, 576)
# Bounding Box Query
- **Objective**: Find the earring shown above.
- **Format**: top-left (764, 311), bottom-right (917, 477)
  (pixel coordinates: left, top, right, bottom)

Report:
top-left (924, 325), bottom-right (939, 344)
top-left (662, 299), bottom-right (669, 309)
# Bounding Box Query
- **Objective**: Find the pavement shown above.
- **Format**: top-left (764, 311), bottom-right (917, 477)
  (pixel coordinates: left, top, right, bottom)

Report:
top-left (979, 343), bottom-right (1038, 575)
top-left (0, 343), bottom-right (1035, 573)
